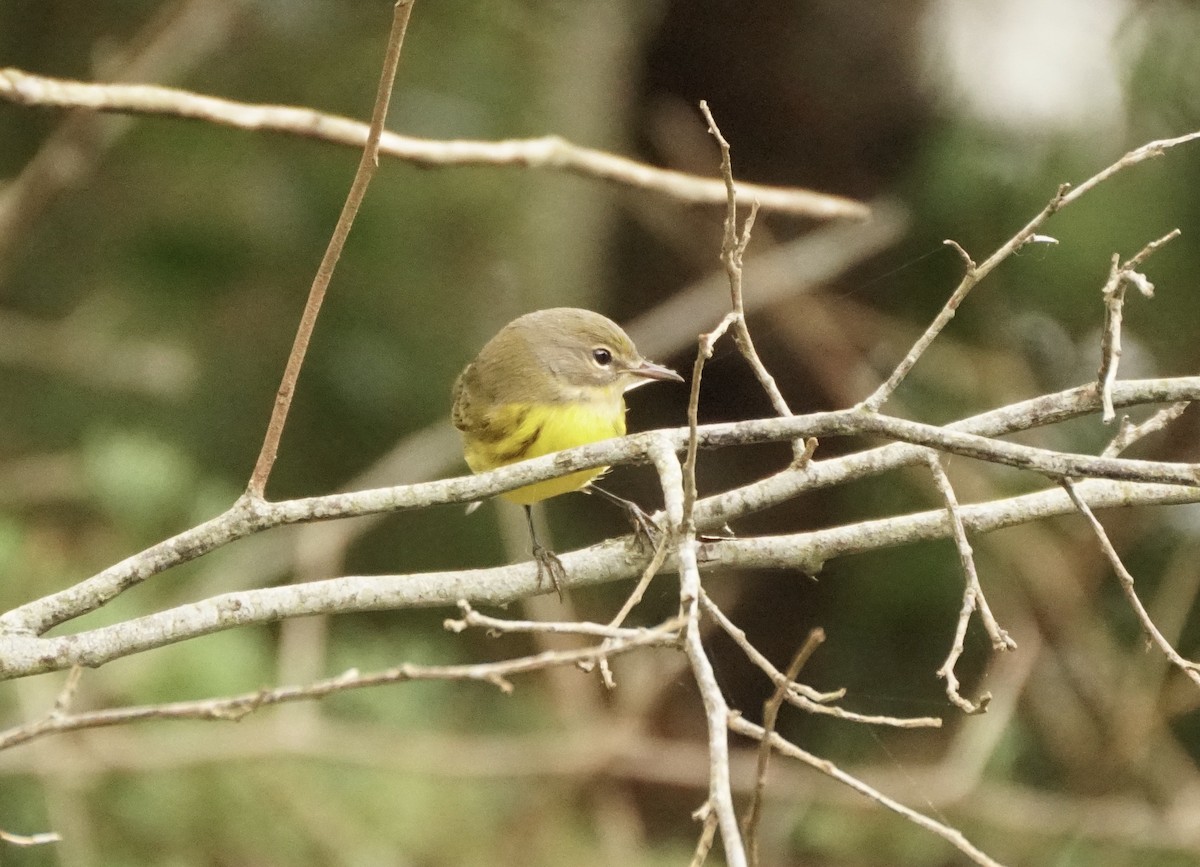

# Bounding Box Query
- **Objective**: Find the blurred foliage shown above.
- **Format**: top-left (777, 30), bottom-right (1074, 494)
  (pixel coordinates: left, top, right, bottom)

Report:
top-left (3, 0), bottom-right (1200, 865)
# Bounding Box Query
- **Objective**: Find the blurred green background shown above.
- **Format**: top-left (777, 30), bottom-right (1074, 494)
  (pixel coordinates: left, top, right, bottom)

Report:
top-left (3, 0), bottom-right (1200, 864)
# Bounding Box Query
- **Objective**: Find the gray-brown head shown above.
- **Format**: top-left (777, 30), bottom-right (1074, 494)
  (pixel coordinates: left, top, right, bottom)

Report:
top-left (454, 308), bottom-right (682, 410)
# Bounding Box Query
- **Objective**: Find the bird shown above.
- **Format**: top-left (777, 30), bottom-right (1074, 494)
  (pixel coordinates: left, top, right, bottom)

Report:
top-left (452, 307), bottom-right (683, 596)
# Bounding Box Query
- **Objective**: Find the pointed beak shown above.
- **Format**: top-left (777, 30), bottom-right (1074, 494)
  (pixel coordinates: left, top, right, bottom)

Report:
top-left (630, 358), bottom-right (684, 383)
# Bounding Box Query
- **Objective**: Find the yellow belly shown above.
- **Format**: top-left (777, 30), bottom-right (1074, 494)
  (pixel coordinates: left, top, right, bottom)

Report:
top-left (462, 400), bottom-right (626, 504)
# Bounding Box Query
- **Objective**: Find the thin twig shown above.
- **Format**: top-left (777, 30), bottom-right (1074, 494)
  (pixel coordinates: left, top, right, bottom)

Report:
top-left (586, 532), bottom-right (673, 688)
top-left (683, 312), bottom-right (736, 517)
top-left (0, 827), bottom-right (62, 847)
top-left (604, 534), bottom-right (673, 631)
top-left (246, 0), bottom-right (415, 497)
top-left (729, 716), bottom-right (1008, 867)
top-left (1097, 255), bottom-right (1125, 422)
top-left (1061, 479), bottom-right (1200, 688)
top-left (445, 600), bottom-right (672, 641)
top-left (699, 101), bottom-right (810, 464)
top-left (743, 629), bottom-right (825, 867)
top-left (0, 619), bottom-right (684, 752)
top-left (701, 590), bottom-right (839, 703)
top-left (52, 665), bottom-right (85, 715)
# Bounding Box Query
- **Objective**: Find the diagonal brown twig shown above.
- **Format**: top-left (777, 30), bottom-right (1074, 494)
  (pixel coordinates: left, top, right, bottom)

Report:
top-left (246, 0), bottom-right (415, 497)
top-left (742, 628), bottom-right (825, 867)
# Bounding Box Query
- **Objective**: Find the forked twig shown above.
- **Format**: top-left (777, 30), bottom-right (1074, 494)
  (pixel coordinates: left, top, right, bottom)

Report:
top-left (1097, 230), bottom-right (1180, 422)
top-left (701, 591), bottom-right (942, 728)
top-left (699, 100), bottom-right (813, 466)
top-left (1101, 401), bottom-right (1190, 458)
top-left (861, 133), bottom-right (1200, 411)
top-left (928, 455), bottom-right (1015, 714)
top-left (729, 716), bottom-right (1008, 867)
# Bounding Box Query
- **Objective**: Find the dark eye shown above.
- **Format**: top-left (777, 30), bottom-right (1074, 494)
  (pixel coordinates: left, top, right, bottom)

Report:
top-left (592, 347), bottom-right (613, 366)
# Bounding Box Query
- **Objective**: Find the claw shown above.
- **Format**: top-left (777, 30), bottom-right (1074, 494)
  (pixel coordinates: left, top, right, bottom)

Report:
top-left (525, 504), bottom-right (566, 600)
top-left (589, 484), bottom-right (663, 552)
top-left (622, 500), bottom-right (662, 552)
top-left (532, 542), bottom-right (566, 600)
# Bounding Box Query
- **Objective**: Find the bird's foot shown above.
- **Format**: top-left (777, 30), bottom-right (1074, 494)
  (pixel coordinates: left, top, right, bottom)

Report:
top-left (587, 485), bottom-right (664, 553)
top-left (532, 542), bottom-right (567, 600)
top-left (622, 501), bottom-right (663, 552)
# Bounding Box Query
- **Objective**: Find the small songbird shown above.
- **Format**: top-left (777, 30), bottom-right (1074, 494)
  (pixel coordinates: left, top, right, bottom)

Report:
top-left (452, 308), bottom-right (683, 595)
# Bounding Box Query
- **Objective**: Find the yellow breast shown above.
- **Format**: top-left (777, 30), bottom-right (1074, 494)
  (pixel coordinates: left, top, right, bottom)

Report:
top-left (461, 396), bottom-right (626, 505)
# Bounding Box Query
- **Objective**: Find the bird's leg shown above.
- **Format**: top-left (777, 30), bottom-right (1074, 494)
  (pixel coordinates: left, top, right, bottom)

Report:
top-left (588, 484), bottom-right (661, 551)
top-left (525, 505), bottom-right (565, 600)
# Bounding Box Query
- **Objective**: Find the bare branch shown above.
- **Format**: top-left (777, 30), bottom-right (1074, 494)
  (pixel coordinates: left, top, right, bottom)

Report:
top-left (695, 377), bottom-right (1200, 531)
top-left (8, 376), bottom-right (1199, 641)
top-left (0, 68), bottom-right (869, 221)
top-left (4, 416), bottom-right (1200, 676)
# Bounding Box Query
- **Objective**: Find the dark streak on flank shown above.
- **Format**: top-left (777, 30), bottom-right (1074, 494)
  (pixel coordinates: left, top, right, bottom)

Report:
top-left (495, 422), bottom-right (544, 463)
top-left (475, 407), bottom-right (530, 445)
